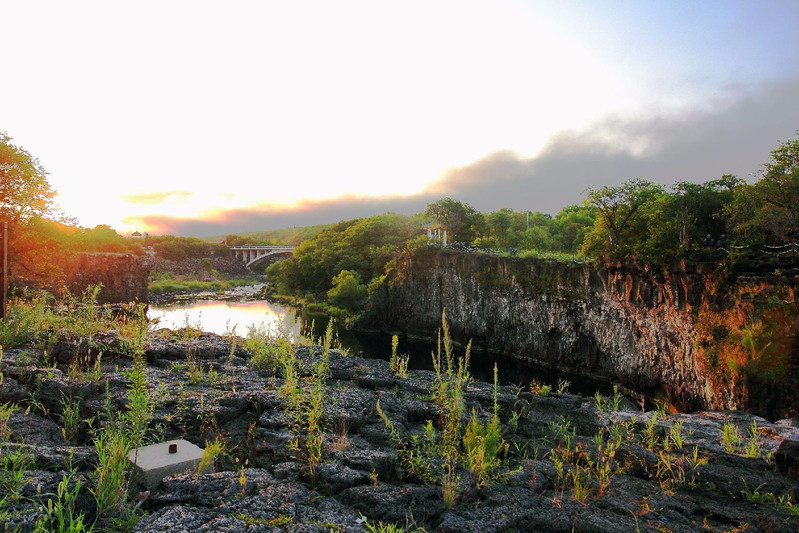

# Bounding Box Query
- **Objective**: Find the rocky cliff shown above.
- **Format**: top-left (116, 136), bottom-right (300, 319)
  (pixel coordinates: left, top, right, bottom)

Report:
top-left (64, 252), bottom-right (149, 305)
top-left (361, 249), bottom-right (798, 418)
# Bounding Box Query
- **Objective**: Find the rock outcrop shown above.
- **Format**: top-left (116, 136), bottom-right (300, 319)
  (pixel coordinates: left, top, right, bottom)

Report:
top-left (361, 248), bottom-right (798, 418)
top-left (2, 330), bottom-right (799, 532)
top-left (64, 252), bottom-right (149, 305)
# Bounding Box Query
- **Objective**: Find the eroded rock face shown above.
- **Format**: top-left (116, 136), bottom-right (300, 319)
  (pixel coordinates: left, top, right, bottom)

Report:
top-left (361, 249), bottom-right (797, 417)
top-left (63, 252), bottom-right (149, 305)
top-left (3, 331), bottom-right (799, 532)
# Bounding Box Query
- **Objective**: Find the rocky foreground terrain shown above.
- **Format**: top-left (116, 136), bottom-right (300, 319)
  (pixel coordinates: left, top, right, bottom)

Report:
top-left (2, 330), bottom-right (799, 532)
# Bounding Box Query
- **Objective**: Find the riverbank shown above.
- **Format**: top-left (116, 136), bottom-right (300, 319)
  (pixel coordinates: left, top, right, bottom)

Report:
top-left (2, 323), bottom-right (799, 531)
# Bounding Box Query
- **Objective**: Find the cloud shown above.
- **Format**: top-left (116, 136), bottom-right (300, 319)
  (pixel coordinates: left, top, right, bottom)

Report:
top-left (126, 78), bottom-right (799, 236)
top-left (427, 78), bottom-right (799, 213)
top-left (119, 190), bottom-right (194, 206)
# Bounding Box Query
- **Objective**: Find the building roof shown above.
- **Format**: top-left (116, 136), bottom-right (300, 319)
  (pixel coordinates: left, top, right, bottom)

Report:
top-left (423, 220), bottom-right (447, 230)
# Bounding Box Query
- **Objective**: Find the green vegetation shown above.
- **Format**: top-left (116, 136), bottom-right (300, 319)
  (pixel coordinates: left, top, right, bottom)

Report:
top-left (143, 234), bottom-right (228, 261)
top-left (388, 335), bottom-right (409, 378)
top-left (377, 313), bottom-right (509, 507)
top-left (148, 277), bottom-right (254, 295)
top-left (0, 288), bottom-right (155, 530)
top-left (265, 212), bottom-right (423, 309)
top-left (221, 224), bottom-right (329, 246)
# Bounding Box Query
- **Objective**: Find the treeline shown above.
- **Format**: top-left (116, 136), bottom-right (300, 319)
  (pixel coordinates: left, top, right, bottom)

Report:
top-left (143, 235), bottom-right (228, 261)
top-left (266, 135), bottom-right (799, 311)
top-left (221, 225), bottom-right (329, 246)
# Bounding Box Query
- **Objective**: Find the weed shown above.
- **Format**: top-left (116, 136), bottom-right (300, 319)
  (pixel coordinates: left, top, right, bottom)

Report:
top-left (0, 402), bottom-right (16, 440)
top-left (642, 412), bottom-right (661, 451)
top-left (743, 420), bottom-right (764, 459)
top-left (389, 335), bottom-right (399, 373)
top-left (60, 395), bottom-right (82, 443)
top-left (331, 418), bottom-right (351, 452)
top-left (0, 443), bottom-right (33, 502)
top-left (594, 385), bottom-right (623, 413)
top-left (741, 483), bottom-right (799, 516)
top-left (376, 400), bottom-right (436, 484)
top-left (653, 446), bottom-right (707, 491)
top-left (196, 437), bottom-right (224, 481)
top-left (556, 378), bottom-right (570, 395)
top-left (462, 408), bottom-right (504, 487)
top-left (530, 379), bottom-right (551, 396)
top-left (35, 453), bottom-right (88, 533)
top-left (431, 311), bottom-right (471, 507)
top-left (721, 422), bottom-right (742, 454)
top-left (608, 417), bottom-right (636, 448)
top-left (668, 420), bottom-right (684, 451)
top-left (92, 433), bottom-right (131, 517)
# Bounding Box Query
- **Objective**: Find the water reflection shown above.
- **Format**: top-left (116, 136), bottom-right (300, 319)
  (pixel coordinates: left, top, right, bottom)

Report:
top-left (148, 298), bottom-right (614, 397)
top-left (149, 300), bottom-right (302, 337)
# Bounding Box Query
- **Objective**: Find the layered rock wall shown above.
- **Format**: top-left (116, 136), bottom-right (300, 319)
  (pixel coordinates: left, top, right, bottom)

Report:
top-left (361, 249), bottom-right (761, 413)
top-left (64, 252), bottom-right (149, 305)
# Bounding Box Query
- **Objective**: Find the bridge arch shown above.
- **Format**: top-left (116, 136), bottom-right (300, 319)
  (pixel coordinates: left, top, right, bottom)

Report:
top-left (229, 245), bottom-right (296, 269)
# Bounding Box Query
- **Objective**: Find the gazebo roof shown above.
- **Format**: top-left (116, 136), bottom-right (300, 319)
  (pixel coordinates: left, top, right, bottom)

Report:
top-left (423, 220), bottom-right (446, 230)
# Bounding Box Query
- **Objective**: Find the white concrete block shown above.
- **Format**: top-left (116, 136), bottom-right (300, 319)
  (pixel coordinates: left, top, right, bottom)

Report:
top-left (127, 439), bottom-right (213, 490)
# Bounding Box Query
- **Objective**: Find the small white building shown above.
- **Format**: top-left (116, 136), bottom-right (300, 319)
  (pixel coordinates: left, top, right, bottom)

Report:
top-left (424, 220), bottom-right (448, 245)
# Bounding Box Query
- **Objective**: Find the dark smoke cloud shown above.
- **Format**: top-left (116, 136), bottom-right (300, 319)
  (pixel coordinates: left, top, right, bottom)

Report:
top-left (128, 78), bottom-right (799, 236)
top-left (429, 78), bottom-right (799, 212)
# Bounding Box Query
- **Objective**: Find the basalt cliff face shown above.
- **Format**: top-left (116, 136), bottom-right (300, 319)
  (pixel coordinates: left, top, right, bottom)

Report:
top-left (361, 249), bottom-right (798, 418)
top-left (64, 252), bottom-right (149, 305)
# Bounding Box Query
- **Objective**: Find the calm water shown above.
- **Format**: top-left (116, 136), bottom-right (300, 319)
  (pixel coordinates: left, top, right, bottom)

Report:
top-left (149, 298), bottom-right (613, 396)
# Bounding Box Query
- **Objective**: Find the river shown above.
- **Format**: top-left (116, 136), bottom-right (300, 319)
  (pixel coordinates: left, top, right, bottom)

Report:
top-left (149, 294), bottom-right (613, 397)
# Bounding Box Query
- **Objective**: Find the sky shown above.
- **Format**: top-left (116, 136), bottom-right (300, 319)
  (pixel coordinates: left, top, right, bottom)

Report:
top-left (2, 0), bottom-right (799, 236)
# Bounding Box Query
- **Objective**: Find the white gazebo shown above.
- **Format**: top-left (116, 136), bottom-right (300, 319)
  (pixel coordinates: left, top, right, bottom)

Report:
top-left (424, 220), bottom-right (448, 245)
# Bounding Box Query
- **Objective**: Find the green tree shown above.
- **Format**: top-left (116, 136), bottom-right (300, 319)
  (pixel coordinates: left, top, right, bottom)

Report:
top-left (727, 135), bottom-right (799, 245)
top-left (0, 132), bottom-right (56, 224)
top-left (0, 133), bottom-right (68, 285)
top-left (327, 269), bottom-right (368, 310)
top-left (266, 213), bottom-right (422, 307)
top-left (582, 178), bottom-right (664, 257)
top-left (424, 197), bottom-right (484, 242)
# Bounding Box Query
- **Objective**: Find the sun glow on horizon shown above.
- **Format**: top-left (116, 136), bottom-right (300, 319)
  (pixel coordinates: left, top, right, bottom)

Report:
top-left (4, 1), bottom-right (798, 235)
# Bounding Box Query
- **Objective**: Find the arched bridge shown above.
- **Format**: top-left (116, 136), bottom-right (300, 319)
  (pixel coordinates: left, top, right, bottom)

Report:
top-left (229, 245), bottom-right (295, 268)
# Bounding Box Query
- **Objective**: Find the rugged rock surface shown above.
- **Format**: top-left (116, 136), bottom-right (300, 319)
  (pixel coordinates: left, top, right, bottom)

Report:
top-left (64, 252), bottom-right (149, 305)
top-left (2, 331), bottom-right (799, 532)
top-left (361, 248), bottom-right (799, 418)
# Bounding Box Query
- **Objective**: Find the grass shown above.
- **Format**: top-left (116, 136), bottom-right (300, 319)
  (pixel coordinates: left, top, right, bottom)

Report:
top-left (36, 454), bottom-right (89, 533)
top-left (741, 483), bottom-right (799, 516)
top-left (59, 395), bottom-right (82, 442)
top-left (594, 385), bottom-right (623, 413)
top-left (148, 278), bottom-right (256, 295)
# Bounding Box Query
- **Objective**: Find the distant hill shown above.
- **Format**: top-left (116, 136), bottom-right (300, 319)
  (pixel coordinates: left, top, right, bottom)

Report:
top-left (203, 224), bottom-right (330, 246)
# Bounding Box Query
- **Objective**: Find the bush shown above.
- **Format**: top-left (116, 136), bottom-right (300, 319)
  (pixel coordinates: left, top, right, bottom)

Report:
top-left (326, 270), bottom-right (367, 311)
